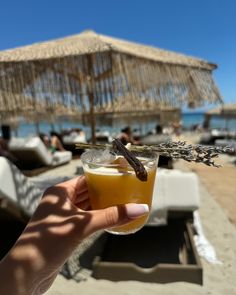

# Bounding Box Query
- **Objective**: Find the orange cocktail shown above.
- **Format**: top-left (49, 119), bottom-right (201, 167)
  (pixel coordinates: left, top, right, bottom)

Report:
top-left (81, 149), bottom-right (158, 234)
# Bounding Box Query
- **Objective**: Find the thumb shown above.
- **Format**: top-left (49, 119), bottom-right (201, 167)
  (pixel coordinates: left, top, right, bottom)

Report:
top-left (89, 203), bottom-right (149, 233)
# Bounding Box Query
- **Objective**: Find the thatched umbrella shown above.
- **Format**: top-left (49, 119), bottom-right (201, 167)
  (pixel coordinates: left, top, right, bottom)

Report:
top-left (204, 103), bottom-right (236, 129)
top-left (0, 30), bottom-right (223, 142)
top-left (82, 93), bottom-right (181, 129)
top-left (0, 92), bottom-right (80, 134)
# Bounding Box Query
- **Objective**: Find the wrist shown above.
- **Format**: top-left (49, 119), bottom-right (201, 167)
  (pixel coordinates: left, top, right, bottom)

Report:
top-left (0, 243), bottom-right (44, 295)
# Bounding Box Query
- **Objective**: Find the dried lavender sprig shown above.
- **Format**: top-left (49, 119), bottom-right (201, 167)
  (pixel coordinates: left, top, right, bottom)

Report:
top-left (76, 141), bottom-right (234, 167)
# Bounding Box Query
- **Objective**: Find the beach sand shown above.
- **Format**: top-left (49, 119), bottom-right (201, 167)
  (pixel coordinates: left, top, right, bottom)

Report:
top-left (174, 132), bottom-right (236, 228)
top-left (42, 140), bottom-right (236, 295)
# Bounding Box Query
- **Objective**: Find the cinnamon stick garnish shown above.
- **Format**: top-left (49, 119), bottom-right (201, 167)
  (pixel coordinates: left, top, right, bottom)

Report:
top-left (112, 138), bottom-right (147, 181)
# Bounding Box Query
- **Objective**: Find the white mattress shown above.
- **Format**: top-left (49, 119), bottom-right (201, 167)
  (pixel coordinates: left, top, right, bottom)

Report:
top-left (148, 169), bottom-right (200, 225)
top-left (0, 156), bottom-right (42, 216)
top-left (9, 137), bottom-right (72, 166)
top-left (9, 137), bottom-right (53, 165)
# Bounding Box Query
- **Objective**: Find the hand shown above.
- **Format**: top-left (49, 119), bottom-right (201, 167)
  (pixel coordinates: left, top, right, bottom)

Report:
top-left (0, 176), bottom-right (149, 295)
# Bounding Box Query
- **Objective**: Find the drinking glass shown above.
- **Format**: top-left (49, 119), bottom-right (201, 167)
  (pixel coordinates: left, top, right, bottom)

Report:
top-left (81, 149), bottom-right (158, 235)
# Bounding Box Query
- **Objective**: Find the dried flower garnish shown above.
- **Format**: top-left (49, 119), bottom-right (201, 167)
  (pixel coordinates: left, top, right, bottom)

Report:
top-left (76, 141), bottom-right (234, 167)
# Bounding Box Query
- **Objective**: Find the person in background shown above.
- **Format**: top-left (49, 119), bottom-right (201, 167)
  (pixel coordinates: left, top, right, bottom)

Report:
top-left (50, 131), bottom-right (66, 152)
top-left (70, 128), bottom-right (86, 138)
top-left (0, 176), bottom-right (148, 294)
top-left (172, 121), bottom-right (182, 137)
top-left (155, 124), bottom-right (163, 134)
top-left (118, 126), bottom-right (140, 145)
top-left (39, 132), bottom-right (66, 153)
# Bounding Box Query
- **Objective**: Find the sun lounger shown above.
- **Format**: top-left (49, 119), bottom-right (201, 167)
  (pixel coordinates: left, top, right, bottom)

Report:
top-left (0, 156), bottom-right (42, 219)
top-left (0, 156), bottom-right (70, 259)
top-left (62, 134), bottom-right (87, 145)
top-left (200, 129), bottom-right (236, 145)
top-left (8, 137), bottom-right (72, 169)
top-left (62, 134), bottom-right (87, 154)
top-left (148, 169), bottom-right (200, 225)
top-left (0, 155), bottom-right (72, 217)
top-left (215, 139), bottom-right (236, 154)
top-left (95, 131), bottom-right (113, 144)
top-left (141, 134), bottom-right (172, 145)
top-left (140, 135), bottom-right (173, 168)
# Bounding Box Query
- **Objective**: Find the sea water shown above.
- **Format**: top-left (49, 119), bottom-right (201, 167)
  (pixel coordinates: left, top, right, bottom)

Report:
top-left (7, 113), bottom-right (236, 139)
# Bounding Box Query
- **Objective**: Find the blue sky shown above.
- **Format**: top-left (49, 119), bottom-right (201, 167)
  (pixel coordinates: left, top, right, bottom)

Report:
top-left (0, 0), bottom-right (235, 111)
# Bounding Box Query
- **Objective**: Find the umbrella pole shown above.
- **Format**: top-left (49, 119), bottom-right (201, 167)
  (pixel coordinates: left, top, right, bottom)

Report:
top-left (35, 122), bottom-right (40, 135)
top-left (13, 128), bottom-right (18, 137)
top-left (50, 122), bottom-right (55, 131)
top-left (88, 92), bottom-right (96, 144)
top-left (87, 54), bottom-right (96, 144)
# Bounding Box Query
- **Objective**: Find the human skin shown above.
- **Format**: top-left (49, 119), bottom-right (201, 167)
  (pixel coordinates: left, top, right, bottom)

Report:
top-left (0, 176), bottom-right (149, 295)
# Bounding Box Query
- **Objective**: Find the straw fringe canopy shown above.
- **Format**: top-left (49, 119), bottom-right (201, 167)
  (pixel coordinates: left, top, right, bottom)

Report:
top-left (0, 30), bottom-right (216, 68)
top-left (205, 103), bottom-right (236, 118)
top-left (0, 30), bottom-right (223, 136)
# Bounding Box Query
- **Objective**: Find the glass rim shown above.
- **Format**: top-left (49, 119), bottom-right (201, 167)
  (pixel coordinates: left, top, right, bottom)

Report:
top-left (81, 149), bottom-right (158, 168)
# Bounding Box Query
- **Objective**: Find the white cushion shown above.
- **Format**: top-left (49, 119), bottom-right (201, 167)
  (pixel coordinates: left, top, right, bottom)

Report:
top-left (9, 137), bottom-right (52, 166)
top-left (9, 137), bottom-right (72, 167)
top-left (0, 157), bottom-right (72, 217)
top-left (149, 169), bottom-right (200, 224)
top-left (215, 139), bottom-right (236, 148)
top-left (63, 134), bottom-right (86, 144)
top-left (52, 151), bottom-right (72, 166)
top-left (0, 157), bottom-right (42, 216)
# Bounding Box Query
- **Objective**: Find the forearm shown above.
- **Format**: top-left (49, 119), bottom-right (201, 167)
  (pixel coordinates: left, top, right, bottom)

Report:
top-left (0, 229), bottom-right (54, 295)
top-left (0, 192), bottom-right (85, 295)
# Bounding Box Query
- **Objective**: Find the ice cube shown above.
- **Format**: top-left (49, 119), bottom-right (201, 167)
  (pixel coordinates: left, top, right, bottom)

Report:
top-left (86, 149), bottom-right (116, 164)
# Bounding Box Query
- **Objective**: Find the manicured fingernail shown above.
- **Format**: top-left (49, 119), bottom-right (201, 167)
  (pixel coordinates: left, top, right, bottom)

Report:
top-left (126, 204), bottom-right (149, 219)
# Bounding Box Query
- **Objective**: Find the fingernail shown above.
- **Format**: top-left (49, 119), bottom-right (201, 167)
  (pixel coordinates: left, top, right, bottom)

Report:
top-left (126, 204), bottom-right (149, 219)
